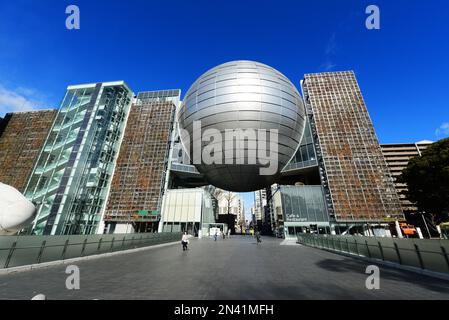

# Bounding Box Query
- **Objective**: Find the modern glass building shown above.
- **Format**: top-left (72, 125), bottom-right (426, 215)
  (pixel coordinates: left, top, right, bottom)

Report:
top-left (104, 90), bottom-right (179, 233)
top-left (24, 81), bottom-right (133, 235)
top-left (282, 118), bottom-right (318, 173)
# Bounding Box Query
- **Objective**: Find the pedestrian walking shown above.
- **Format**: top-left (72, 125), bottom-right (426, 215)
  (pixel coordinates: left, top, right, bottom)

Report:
top-left (222, 229), bottom-right (226, 240)
top-left (214, 231), bottom-right (218, 241)
top-left (256, 230), bottom-right (262, 244)
top-left (227, 229), bottom-right (231, 238)
top-left (181, 232), bottom-right (189, 251)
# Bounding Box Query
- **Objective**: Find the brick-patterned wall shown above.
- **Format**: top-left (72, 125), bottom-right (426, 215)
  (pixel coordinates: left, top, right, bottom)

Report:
top-left (105, 101), bottom-right (175, 222)
top-left (0, 110), bottom-right (57, 192)
top-left (304, 71), bottom-right (403, 222)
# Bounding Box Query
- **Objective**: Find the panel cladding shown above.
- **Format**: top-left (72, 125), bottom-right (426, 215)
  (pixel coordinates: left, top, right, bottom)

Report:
top-left (0, 110), bottom-right (57, 192)
top-left (381, 141), bottom-right (433, 213)
top-left (179, 60), bottom-right (306, 192)
top-left (24, 82), bottom-right (133, 236)
top-left (105, 101), bottom-right (175, 222)
top-left (44, 83), bottom-right (102, 236)
top-left (303, 71), bottom-right (403, 222)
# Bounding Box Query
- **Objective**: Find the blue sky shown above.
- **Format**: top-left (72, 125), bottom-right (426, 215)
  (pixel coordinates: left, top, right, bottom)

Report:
top-left (1, 0), bottom-right (448, 215)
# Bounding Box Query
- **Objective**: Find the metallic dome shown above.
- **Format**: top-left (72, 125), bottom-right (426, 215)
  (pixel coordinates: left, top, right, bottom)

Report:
top-left (178, 60), bottom-right (306, 192)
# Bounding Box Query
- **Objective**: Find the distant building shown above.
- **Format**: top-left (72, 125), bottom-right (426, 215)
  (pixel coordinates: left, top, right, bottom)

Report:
top-left (254, 189), bottom-right (267, 224)
top-left (215, 190), bottom-right (244, 232)
top-left (0, 110), bottom-right (57, 193)
top-left (159, 188), bottom-right (217, 236)
top-left (250, 206), bottom-right (256, 225)
top-left (381, 141), bottom-right (434, 213)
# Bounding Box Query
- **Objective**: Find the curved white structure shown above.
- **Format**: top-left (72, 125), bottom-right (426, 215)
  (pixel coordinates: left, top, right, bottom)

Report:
top-left (0, 182), bottom-right (36, 235)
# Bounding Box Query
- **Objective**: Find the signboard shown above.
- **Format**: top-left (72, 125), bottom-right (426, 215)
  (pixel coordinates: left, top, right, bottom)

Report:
top-left (138, 210), bottom-right (148, 216)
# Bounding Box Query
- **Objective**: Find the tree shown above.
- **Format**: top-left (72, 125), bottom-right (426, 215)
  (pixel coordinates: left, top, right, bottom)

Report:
top-left (398, 138), bottom-right (449, 224)
top-left (214, 189), bottom-right (238, 233)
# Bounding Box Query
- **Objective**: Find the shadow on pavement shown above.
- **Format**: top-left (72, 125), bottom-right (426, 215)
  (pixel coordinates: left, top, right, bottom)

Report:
top-left (315, 257), bottom-right (449, 294)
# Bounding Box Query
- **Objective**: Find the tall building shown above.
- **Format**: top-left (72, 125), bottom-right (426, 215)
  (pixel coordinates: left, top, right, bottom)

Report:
top-left (104, 90), bottom-right (179, 233)
top-left (254, 189), bottom-right (267, 223)
top-left (381, 141), bottom-right (433, 213)
top-left (24, 81), bottom-right (133, 235)
top-left (0, 110), bottom-right (57, 192)
top-left (236, 197), bottom-right (245, 230)
top-left (250, 206), bottom-right (255, 224)
top-left (208, 190), bottom-right (243, 233)
top-left (301, 71), bottom-right (403, 226)
top-left (216, 191), bottom-right (244, 218)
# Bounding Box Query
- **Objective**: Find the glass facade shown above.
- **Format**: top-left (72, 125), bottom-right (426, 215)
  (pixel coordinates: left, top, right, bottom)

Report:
top-left (137, 89), bottom-right (180, 105)
top-left (282, 118), bottom-right (317, 172)
top-left (280, 185), bottom-right (328, 223)
top-left (24, 82), bottom-right (133, 235)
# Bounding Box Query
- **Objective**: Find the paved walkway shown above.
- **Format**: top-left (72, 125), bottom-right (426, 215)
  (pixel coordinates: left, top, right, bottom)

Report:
top-left (1, 236), bottom-right (449, 300)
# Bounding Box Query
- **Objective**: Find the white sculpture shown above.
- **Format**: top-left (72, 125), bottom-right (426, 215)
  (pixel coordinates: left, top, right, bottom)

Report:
top-left (0, 182), bottom-right (36, 235)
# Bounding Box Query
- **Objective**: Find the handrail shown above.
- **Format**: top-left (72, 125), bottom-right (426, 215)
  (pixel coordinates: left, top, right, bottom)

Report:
top-left (0, 232), bottom-right (182, 269)
top-left (297, 233), bottom-right (449, 275)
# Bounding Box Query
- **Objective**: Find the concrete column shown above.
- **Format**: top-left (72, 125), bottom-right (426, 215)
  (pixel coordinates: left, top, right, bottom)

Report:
top-left (416, 227), bottom-right (424, 239)
top-left (395, 220), bottom-right (403, 238)
top-left (437, 225), bottom-right (442, 238)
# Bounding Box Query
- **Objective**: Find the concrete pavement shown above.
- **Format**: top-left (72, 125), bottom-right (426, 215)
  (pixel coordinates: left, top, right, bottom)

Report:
top-left (1, 235), bottom-right (449, 300)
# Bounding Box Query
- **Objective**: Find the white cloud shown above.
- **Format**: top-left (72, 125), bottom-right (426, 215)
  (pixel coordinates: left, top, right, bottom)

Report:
top-left (325, 33), bottom-right (337, 56)
top-left (435, 122), bottom-right (449, 137)
top-left (0, 85), bottom-right (47, 116)
top-left (320, 34), bottom-right (338, 71)
top-left (320, 60), bottom-right (337, 71)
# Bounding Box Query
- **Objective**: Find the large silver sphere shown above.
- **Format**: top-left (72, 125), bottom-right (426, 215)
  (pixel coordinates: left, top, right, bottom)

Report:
top-left (178, 60), bottom-right (306, 192)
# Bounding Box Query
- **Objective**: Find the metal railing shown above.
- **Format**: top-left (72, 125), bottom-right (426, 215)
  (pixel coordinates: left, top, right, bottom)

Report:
top-left (297, 234), bottom-right (449, 274)
top-left (0, 232), bottom-right (182, 269)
